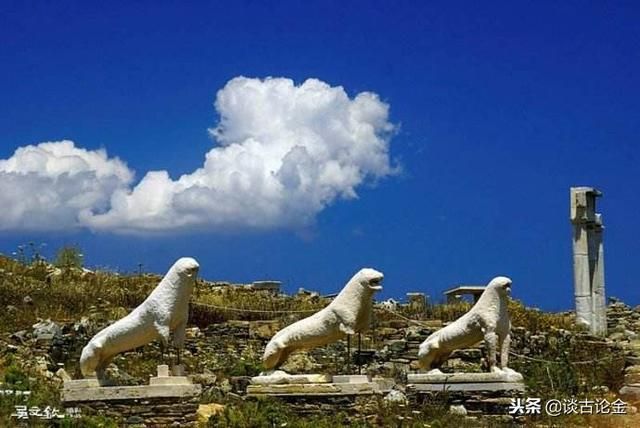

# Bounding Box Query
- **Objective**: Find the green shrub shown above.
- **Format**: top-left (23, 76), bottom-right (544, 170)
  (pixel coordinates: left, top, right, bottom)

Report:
top-left (55, 245), bottom-right (84, 269)
top-left (228, 358), bottom-right (263, 377)
top-left (3, 364), bottom-right (30, 390)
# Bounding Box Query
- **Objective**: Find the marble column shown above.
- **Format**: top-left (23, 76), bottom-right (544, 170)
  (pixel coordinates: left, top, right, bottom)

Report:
top-left (570, 187), bottom-right (607, 336)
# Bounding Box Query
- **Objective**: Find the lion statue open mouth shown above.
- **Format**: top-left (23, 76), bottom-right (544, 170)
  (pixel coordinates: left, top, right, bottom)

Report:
top-left (262, 268), bottom-right (383, 370)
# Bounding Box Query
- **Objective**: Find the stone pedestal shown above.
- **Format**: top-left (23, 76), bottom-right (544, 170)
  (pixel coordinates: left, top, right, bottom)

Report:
top-left (407, 371), bottom-right (525, 392)
top-left (148, 364), bottom-right (191, 385)
top-left (62, 366), bottom-right (202, 426)
top-left (247, 372), bottom-right (393, 396)
top-left (250, 371), bottom-right (333, 385)
top-left (407, 371), bottom-right (525, 418)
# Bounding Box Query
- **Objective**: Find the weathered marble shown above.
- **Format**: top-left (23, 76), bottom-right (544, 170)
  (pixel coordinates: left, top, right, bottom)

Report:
top-left (570, 187), bottom-right (607, 336)
top-left (62, 382), bottom-right (201, 402)
top-left (410, 382), bottom-right (524, 392)
top-left (261, 268), bottom-right (383, 370)
top-left (64, 364), bottom-right (199, 401)
top-left (333, 374), bottom-right (371, 384)
top-left (149, 364), bottom-right (192, 386)
top-left (246, 382), bottom-right (375, 396)
top-left (247, 375), bottom-right (393, 396)
top-left (408, 371), bottom-right (523, 384)
top-left (80, 257), bottom-right (199, 379)
top-left (407, 371), bottom-right (525, 397)
top-left (251, 370), bottom-right (332, 385)
top-left (418, 276), bottom-right (518, 376)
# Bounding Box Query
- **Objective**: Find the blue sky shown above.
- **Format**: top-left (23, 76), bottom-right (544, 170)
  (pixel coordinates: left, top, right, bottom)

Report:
top-left (1, 1), bottom-right (638, 310)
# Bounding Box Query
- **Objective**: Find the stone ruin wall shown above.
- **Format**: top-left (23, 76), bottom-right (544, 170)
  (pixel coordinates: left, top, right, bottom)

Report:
top-left (7, 298), bottom-right (640, 423)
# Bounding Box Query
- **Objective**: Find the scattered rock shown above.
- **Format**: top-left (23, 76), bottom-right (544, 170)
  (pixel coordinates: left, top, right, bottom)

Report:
top-left (186, 327), bottom-right (202, 339)
top-left (33, 356), bottom-right (52, 379)
top-left (10, 330), bottom-right (28, 344)
top-left (56, 368), bottom-right (72, 382)
top-left (218, 378), bottom-right (232, 394)
top-left (625, 366), bottom-right (640, 384)
top-left (190, 370), bottom-right (217, 386)
top-left (388, 340), bottom-right (407, 352)
top-left (125, 415), bottom-right (145, 424)
top-left (377, 327), bottom-right (399, 337)
top-left (226, 392), bottom-right (244, 402)
top-left (281, 352), bottom-right (319, 373)
top-left (609, 332), bottom-right (625, 341)
top-left (591, 385), bottom-right (609, 394)
top-left (197, 403), bottom-right (225, 423)
top-left (620, 385), bottom-right (640, 403)
top-left (384, 390), bottom-right (407, 404)
top-left (387, 320), bottom-right (408, 329)
top-left (249, 320), bottom-right (280, 339)
top-left (73, 317), bottom-right (92, 334)
top-left (32, 319), bottom-right (62, 339)
top-left (104, 365), bottom-right (136, 386)
top-left (450, 404), bottom-right (467, 415)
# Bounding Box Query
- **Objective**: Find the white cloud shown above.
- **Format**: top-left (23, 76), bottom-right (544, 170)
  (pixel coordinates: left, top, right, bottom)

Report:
top-left (0, 140), bottom-right (133, 230)
top-left (2, 77), bottom-right (397, 234)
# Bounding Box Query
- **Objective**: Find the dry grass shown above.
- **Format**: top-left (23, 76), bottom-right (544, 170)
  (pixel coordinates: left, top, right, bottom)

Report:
top-left (509, 299), bottom-right (576, 333)
top-left (0, 253), bottom-right (633, 426)
top-left (0, 255), bottom-right (159, 333)
top-left (191, 286), bottom-right (328, 325)
top-left (0, 255), bottom-right (330, 333)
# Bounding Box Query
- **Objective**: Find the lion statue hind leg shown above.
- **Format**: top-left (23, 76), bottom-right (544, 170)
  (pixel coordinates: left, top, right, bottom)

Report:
top-left (80, 342), bottom-right (102, 378)
top-left (262, 340), bottom-right (295, 371)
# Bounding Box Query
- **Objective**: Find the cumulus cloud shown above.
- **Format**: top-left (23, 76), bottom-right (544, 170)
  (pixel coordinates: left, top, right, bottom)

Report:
top-left (2, 77), bottom-right (397, 233)
top-left (0, 141), bottom-right (133, 230)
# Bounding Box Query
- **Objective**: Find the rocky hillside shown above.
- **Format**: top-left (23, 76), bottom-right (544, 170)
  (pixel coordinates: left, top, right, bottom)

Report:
top-left (1, 255), bottom-right (639, 426)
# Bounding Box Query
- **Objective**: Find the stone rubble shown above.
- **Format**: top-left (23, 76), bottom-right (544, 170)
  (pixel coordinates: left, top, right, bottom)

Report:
top-left (2, 295), bottom-right (639, 423)
top-left (609, 298), bottom-right (640, 404)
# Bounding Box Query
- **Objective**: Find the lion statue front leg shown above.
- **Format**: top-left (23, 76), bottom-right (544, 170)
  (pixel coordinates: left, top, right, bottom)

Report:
top-left (484, 330), bottom-right (503, 374)
top-left (498, 333), bottom-right (517, 374)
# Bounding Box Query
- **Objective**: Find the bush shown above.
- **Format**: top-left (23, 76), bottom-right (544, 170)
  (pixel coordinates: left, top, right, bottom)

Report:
top-left (228, 358), bottom-right (263, 377)
top-left (3, 364), bottom-right (30, 390)
top-left (55, 245), bottom-right (84, 269)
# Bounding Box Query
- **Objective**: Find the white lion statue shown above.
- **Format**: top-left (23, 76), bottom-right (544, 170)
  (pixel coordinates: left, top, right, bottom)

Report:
top-left (80, 257), bottom-right (199, 379)
top-left (262, 268), bottom-right (383, 370)
top-left (418, 276), bottom-right (517, 374)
